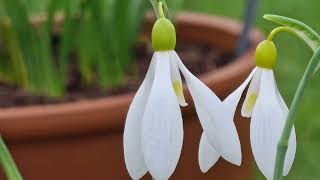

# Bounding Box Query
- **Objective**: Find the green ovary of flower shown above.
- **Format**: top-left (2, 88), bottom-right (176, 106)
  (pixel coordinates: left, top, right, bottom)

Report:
top-left (152, 18), bottom-right (176, 51)
top-left (255, 40), bottom-right (277, 69)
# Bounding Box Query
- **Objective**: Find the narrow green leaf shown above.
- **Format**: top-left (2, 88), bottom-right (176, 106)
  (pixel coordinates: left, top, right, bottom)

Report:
top-left (88, 0), bottom-right (123, 88)
top-left (264, 14), bottom-right (320, 71)
top-left (0, 53), bottom-right (15, 84)
top-left (35, 26), bottom-right (63, 97)
top-left (3, 0), bottom-right (40, 92)
top-left (4, 0), bottom-right (63, 96)
top-left (58, 0), bottom-right (75, 84)
top-left (0, 137), bottom-right (23, 180)
top-left (128, 0), bottom-right (147, 46)
top-left (76, 10), bottom-right (95, 84)
top-left (0, 23), bottom-right (28, 87)
top-left (46, 0), bottom-right (64, 33)
top-left (0, 0), bottom-right (6, 18)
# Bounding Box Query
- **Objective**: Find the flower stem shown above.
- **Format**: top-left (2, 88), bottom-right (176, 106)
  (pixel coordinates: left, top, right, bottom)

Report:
top-left (267, 27), bottom-right (296, 41)
top-left (158, 1), bottom-right (165, 18)
top-left (0, 137), bottom-right (23, 180)
top-left (273, 47), bottom-right (320, 180)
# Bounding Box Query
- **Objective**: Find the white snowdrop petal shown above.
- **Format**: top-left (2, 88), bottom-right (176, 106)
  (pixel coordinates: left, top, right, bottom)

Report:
top-left (250, 69), bottom-right (296, 180)
top-left (241, 68), bottom-right (263, 117)
top-left (123, 54), bottom-right (157, 179)
top-left (223, 68), bottom-right (257, 115)
top-left (169, 51), bottom-right (188, 107)
top-left (175, 51), bottom-right (241, 165)
top-left (142, 52), bottom-right (183, 180)
top-left (197, 67), bottom-right (257, 172)
top-left (198, 133), bottom-right (220, 173)
top-left (274, 79), bottom-right (297, 176)
top-left (283, 127), bottom-right (296, 176)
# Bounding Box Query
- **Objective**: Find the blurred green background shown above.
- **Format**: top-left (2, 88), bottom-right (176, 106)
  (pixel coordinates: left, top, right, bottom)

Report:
top-left (0, 0), bottom-right (320, 179)
top-left (182, 0), bottom-right (320, 179)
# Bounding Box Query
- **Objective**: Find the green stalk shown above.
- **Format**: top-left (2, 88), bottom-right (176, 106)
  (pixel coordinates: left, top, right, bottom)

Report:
top-left (273, 48), bottom-right (320, 180)
top-left (0, 137), bottom-right (23, 180)
top-left (268, 26), bottom-right (320, 180)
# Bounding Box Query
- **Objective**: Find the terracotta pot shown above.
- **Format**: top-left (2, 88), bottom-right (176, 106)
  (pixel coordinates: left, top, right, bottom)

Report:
top-left (0, 12), bottom-right (264, 180)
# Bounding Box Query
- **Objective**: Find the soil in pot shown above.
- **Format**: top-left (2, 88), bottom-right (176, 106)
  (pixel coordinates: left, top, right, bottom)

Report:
top-left (0, 39), bottom-right (233, 108)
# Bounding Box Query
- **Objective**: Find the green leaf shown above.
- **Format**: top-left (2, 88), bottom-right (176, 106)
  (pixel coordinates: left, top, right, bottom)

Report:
top-left (3, 0), bottom-right (63, 96)
top-left (75, 9), bottom-right (97, 84)
top-left (46, 0), bottom-right (64, 33)
top-left (87, 0), bottom-right (123, 88)
top-left (0, 137), bottom-right (23, 180)
top-left (0, 53), bottom-right (15, 84)
top-left (0, 23), bottom-right (28, 87)
top-left (58, 0), bottom-right (75, 84)
top-left (264, 14), bottom-right (320, 71)
top-left (3, 0), bottom-right (40, 91)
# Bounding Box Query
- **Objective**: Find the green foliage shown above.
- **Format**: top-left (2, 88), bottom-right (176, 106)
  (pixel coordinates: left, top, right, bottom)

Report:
top-left (264, 14), bottom-right (320, 52)
top-left (264, 14), bottom-right (320, 72)
top-left (0, 0), bottom-right (153, 97)
top-left (2, 0), bottom-right (63, 96)
top-left (0, 137), bottom-right (23, 180)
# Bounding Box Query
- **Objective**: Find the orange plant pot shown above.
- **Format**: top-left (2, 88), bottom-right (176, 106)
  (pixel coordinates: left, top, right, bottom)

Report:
top-left (0, 12), bottom-right (264, 180)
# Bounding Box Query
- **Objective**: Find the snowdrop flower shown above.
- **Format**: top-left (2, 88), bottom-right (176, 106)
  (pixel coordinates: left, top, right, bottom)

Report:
top-left (200, 40), bottom-right (296, 179)
top-left (123, 3), bottom-right (241, 179)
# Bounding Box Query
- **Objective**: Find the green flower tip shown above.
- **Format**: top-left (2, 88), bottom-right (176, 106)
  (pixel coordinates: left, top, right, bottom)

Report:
top-left (151, 18), bottom-right (176, 51)
top-left (255, 40), bottom-right (277, 69)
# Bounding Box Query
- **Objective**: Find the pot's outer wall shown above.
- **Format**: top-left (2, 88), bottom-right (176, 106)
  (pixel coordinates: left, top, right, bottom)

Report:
top-left (0, 12), bottom-right (264, 180)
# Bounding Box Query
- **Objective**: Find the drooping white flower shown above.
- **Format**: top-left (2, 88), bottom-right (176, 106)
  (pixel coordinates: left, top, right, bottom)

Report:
top-left (123, 6), bottom-right (241, 178)
top-left (244, 67), bottom-right (296, 180)
top-left (123, 50), bottom-right (242, 180)
top-left (123, 51), bottom-right (184, 180)
top-left (199, 40), bottom-right (296, 179)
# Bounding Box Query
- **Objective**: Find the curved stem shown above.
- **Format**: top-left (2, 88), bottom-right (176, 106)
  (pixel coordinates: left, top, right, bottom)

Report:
top-left (158, 1), bottom-right (165, 18)
top-left (0, 137), bottom-right (23, 180)
top-left (267, 27), bottom-right (296, 41)
top-left (273, 47), bottom-right (320, 180)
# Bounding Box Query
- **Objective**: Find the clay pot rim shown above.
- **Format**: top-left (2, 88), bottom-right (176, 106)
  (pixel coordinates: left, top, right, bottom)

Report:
top-left (0, 12), bottom-right (264, 141)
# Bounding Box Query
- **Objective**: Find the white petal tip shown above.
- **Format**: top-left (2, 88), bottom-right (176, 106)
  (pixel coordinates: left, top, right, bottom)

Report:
top-left (226, 156), bottom-right (242, 166)
top-left (233, 159), bottom-right (242, 166)
top-left (241, 112), bottom-right (251, 118)
top-left (221, 150), bottom-right (242, 166)
top-left (199, 166), bottom-right (210, 173)
top-left (180, 102), bottom-right (188, 107)
top-left (126, 169), bottom-right (147, 180)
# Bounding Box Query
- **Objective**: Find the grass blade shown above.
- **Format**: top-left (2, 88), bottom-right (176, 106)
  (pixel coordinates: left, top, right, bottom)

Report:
top-left (0, 23), bottom-right (28, 86)
top-left (58, 0), bottom-right (74, 84)
top-left (3, 0), bottom-right (40, 92)
top-left (0, 137), bottom-right (23, 180)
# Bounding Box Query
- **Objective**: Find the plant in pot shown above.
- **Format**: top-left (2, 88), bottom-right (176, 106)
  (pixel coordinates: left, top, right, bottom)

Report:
top-left (0, 0), bottom-right (265, 179)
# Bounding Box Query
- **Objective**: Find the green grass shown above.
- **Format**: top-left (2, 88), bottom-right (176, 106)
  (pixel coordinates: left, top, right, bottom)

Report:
top-left (183, 0), bottom-right (320, 179)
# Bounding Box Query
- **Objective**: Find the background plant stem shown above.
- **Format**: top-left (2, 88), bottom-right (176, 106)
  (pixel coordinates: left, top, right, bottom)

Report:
top-left (0, 137), bottom-right (23, 180)
top-left (273, 47), bottom-right (320, 180)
